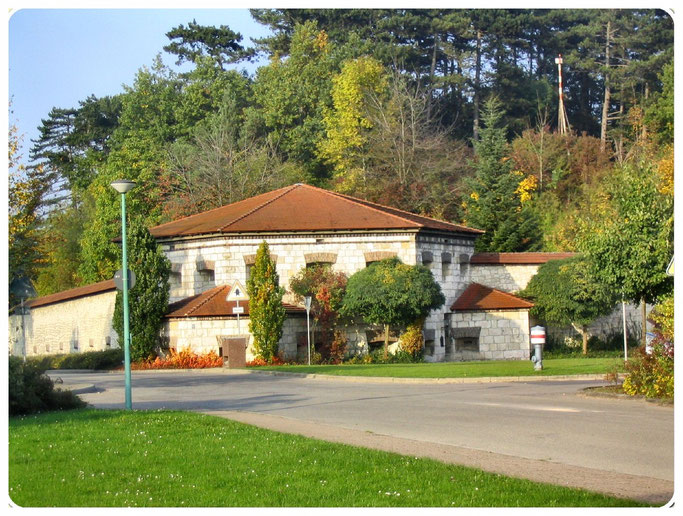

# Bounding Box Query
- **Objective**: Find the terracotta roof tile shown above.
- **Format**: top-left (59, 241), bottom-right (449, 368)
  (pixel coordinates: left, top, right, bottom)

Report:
top-left (470, 252), bottom-right (576, 265)
top-left (26, 280), bottom-right (116, 309)
top-left (165, 285), bottom-right (305, 318)
top-left (150, 184), bottom-right (483, 239)
top-left (451, 283), bottom-right (534, 311)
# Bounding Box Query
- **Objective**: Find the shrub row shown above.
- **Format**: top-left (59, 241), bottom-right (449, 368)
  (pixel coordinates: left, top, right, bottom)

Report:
top-left (132, 349), bottom-right (223, 369)
top-left (9, 357), bottom-right (86, 416)
top-left (26, 349), bottom-right (124, 371)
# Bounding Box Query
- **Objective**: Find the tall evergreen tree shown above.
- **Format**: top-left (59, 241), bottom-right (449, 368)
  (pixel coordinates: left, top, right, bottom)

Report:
top-left (464, 96), bottom-right (542, 252)
top-left (246, 241), bottom-right (286, 363)
top-left (112, 219), bottom-right (171, 362)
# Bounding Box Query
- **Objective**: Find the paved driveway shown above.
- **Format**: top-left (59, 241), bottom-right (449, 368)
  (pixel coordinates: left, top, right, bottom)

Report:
top-left (51, 369), bottom-right (675, 504)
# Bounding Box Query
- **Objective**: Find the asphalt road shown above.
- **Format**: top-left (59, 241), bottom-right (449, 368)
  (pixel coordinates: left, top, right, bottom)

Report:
top-left (51, 369), bottom-right (674, 484)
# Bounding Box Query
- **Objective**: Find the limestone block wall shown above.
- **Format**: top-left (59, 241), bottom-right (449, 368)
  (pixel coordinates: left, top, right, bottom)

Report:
top-left (449, 309), bottom-right (531, 361)
top-left (415, 234), bottom-right (476, 362)
top-left (8, 292), bottom-right (119, 357)
top-left (469, 264), bottom-right (540, 293)
top-left (162, 232), bottom-right (418, 303)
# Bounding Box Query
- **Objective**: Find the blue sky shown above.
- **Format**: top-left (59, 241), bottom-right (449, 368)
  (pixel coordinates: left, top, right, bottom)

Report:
top-left (8, 8), bottom-right (272, 155)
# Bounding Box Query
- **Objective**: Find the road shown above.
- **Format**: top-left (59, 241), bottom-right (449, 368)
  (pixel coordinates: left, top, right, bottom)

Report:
top-left (50, 369), bottom-right (675, 504)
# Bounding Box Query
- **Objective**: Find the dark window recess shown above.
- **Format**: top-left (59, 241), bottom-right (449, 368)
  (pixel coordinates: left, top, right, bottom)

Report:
top-left (455, 337), bottom-right (479, 352)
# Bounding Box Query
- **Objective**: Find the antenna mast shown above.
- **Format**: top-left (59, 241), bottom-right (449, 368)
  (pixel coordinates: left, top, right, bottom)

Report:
top-left (555, 54), bottom-right (570, 135)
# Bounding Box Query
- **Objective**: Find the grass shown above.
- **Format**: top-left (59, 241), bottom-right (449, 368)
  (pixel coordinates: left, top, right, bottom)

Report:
top-left (252, 357), bottom-right (624, 378)
top-left (8, 409), bottom-right (645, 508)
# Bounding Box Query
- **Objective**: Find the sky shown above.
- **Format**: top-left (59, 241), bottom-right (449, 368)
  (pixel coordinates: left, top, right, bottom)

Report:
top-left (7, 7), bottom-right (273, 157)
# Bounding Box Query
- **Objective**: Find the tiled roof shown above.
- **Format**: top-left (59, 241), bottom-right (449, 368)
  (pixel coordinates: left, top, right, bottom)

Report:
top-left (451, 283), bottom-right (534, 311)
top-left (470, 252), bottom-right (576, 265)
top-left (165, 285), bottom-right (305, 318)
top-left (149, 184), bottom-right (484, 239)
top-left (26, 280), bottom-right (116, 309)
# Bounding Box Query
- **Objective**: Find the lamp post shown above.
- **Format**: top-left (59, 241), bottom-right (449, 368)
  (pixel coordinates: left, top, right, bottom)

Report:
top-left (111, 179), bottom-right (137, 410)
top-left (304, 296), bottom-right (312, 365)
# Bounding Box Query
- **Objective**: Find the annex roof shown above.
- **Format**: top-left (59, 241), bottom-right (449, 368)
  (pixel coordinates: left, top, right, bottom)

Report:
top-left (165, 284), bottom-right (305, 319)
top-left (451, 283), bottom-right (534, 311)
top-left (149, 183), bottom-right (483, 240)
top-left (470, 252), bottom-right (576, 265)
top-left (25, 280), bottom-right (116, 309)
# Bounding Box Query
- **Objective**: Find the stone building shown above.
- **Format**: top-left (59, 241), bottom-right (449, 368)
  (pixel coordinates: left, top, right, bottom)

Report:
top-left (8, 183), bottom-right (645, 362)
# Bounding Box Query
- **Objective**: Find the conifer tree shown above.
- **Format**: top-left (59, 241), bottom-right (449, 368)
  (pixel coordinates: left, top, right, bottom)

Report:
top-left (464, 96), bottom-right (542, 252)
top-left (113, 220), bottom-right (171, 362)
top-left (247, 241), bottom-right (286, 363)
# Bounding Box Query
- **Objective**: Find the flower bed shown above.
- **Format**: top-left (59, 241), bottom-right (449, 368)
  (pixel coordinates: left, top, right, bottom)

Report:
top-left (132, 349), bottom-right (223, 370)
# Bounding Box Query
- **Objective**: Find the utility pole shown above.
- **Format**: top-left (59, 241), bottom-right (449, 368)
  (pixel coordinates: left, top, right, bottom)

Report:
top-left (555, 54), bottom-right (570, 135)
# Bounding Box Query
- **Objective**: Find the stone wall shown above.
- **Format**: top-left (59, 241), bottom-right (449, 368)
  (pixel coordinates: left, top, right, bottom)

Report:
top-left (448, 309), bottom-right (531, 361)
top-left (8, 291), bottom-right (119, 357)
top-left (469, 264), bottom-right (540, 293)
top-left (162, 232), bottom-right (419, 304)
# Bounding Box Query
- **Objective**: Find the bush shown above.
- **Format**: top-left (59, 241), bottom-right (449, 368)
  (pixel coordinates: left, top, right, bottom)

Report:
top-left (132, 349), bottom-right (223, 370)
top-left (9, 357), bottom-right (86, 416)
top-left (543, 332), bottom-right (639, 358)
top-left (26, 349), bottom-right (124, 371)
top-left (399, 320), bottom-right (425, 362)
top-left (622, 345), bottom-right (673, 399)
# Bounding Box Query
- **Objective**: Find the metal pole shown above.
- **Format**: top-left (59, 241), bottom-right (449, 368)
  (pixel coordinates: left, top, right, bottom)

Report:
top-left (306, 310), bottom-right (311, 366)
top-left (121, 192), bottom-right (133, 410)
top-left (20, 298), bottom-right (26, 362)
top-left (622, 300), bottom-right (628, 362)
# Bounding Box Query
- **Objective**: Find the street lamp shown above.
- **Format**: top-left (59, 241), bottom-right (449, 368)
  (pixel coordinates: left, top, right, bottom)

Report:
top-left (111, 179), bottom-right (137, 410)
top-left (304, 296), bottom-right (312, 365)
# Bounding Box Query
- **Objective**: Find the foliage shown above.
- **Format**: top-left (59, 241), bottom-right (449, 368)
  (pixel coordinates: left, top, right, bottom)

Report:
top-left (247, 241), bottom-right (286, 363)
top-left (576, 161), bottom-right (673, 315)
top-left (131, 349), bottom-right (223, 370)
top-left (289, 264), bottom-right (348, 353)
top-left (622, 345), bottom-right (673, 399)
top-left (648, 294), bottom-right (673, 346)
top-left (341, 257), bottom-right (444, 356)
top-left (399, 319), bottom-right (425, 361)
top-left (520, 257), bottom-right (616, 354)
top-left (26, 349), bottom-right (124, 371)
top-left (645, 61), bottom-right (674, 145)
top-left (463, 96), bottom-right (542, 252)
top-left (327, 330), bottom-right (348, 364)
top-left (164, 19), bottom-right (254, 69)
top-left (112, 220), bottom-right (171, 362)
top-left (246, 355), bottom-right (286, 367)
top-left (9, 356), bottom-right (86, 415)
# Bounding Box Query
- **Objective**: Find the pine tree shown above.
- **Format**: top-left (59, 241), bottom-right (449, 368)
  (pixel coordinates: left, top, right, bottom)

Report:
top-left (247, 241), bottom-right (286, 363)
top-left (464, 96), bottom-right (541, 252)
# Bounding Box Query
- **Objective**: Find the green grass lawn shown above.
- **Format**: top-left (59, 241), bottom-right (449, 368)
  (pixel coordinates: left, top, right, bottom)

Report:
top-left (9, 409), bottom-right (645, 508)
top-left (253, 357), bottom-right (624, 378)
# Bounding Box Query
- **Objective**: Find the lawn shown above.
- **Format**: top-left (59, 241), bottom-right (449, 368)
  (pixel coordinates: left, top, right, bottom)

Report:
top-left (9, 409), bottom-right (644, 508)
top-left (252, 357), bottom-right (624, 378)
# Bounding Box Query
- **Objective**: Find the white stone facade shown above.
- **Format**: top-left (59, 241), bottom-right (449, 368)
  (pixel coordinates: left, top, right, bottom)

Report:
top-left (469, 264), bottom-right (540, 294)
top-left (8, 291), bottom-right (119, 358)
top-left (448, 309), bottom-right (531, 361)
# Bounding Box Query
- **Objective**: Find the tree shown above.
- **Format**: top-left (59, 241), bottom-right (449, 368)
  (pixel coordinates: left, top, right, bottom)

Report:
top-left (576, 161), bottom-right (673, 345)
top-left (164, 19), bottom-right (254, 70)
top-left (289, 264), bottom-right (347, 356)
top-left (520, 257), bottom-right (615, 354)
top-left (112, 219), bottom-right (171, 362)
top-left (247, 241), bottom-right (286, 363)
top-left (463, 96), bottom-right (542, 252)
top-left (341, 257), bottom-right (444, 359)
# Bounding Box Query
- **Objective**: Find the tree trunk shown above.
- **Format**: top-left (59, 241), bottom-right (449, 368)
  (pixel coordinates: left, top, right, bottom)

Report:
top-left (600, 20), bottom-right (612, 153)
top-left (384, 324), bottom-right (390, 360)
top-left (473, 29), bottom-right (482, 142)
top-left (641, 296), bottom-right (647, 347)
top-left (581, 325), bottom-right (588, 355)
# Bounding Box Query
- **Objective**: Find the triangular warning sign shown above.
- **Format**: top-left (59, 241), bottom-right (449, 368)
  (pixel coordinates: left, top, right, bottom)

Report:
top-left (226, 280), bottom-right (249, 301)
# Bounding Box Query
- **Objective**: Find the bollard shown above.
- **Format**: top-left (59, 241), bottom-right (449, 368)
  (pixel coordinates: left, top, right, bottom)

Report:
top-left (530, 326), bottom-right (546, 371)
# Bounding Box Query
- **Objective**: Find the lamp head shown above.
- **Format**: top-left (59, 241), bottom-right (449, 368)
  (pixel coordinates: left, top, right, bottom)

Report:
top-left (111, 179), bottom-right (137, 194)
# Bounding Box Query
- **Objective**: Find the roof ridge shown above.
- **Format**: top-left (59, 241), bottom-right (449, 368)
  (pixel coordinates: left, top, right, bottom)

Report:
top-left (182, 285), bottom-right (228, 316)
top-left (300, 184), bottom-right (423, 228)
top-left (470, 282), bottom-right (533, 303)
top-left (314, 185), bottom-right (482, 233)
top-left (217, 184), bottom-right (299, 232)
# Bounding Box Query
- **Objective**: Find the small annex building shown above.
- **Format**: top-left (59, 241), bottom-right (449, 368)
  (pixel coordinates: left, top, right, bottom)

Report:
top-left (9, 183), bottom-right (643, 363)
